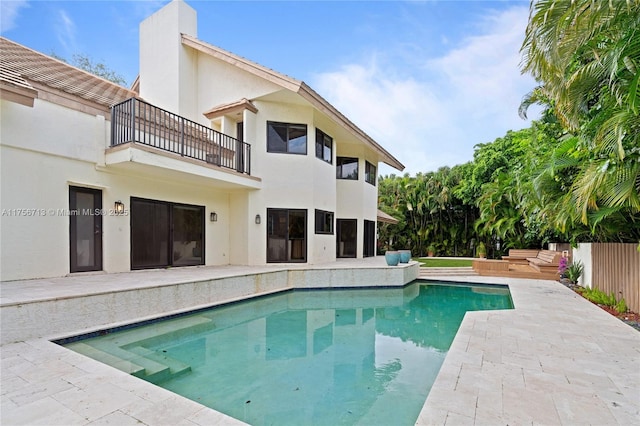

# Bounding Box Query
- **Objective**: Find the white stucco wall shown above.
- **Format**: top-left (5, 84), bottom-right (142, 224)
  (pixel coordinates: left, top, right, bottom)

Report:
top-left (0, 96), bottom-right (238, 281)
top-left (139, 0), bottom-right (198, 117)
top-left (571, 243), bottom-right (593, 288)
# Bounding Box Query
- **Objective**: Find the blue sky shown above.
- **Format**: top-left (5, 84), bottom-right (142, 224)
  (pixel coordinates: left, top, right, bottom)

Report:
top-left (1, 0), bottom-right (540, 176)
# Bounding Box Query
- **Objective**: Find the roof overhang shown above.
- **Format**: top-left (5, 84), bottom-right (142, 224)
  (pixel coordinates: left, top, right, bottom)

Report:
top-left (377, 209), bottom-right (399, 224)
top-left (204, 98), bottom-right (258, 120)
top-left (0, 80), bottom-right (37, 107)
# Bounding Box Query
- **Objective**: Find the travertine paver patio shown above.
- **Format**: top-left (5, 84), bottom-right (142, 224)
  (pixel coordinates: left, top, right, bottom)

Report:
top-left (417, 275), bottom-right (640, 425)
top-left (1, 264), bottom-right (639, 425)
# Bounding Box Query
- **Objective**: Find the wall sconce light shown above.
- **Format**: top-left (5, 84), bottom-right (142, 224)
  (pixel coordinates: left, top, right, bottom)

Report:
top-left (114, 200), bottom-right (125, 214)
top-left (255, 214), bottom-right (261, 225)
top-left (210, 212), bottom-right (218, 222)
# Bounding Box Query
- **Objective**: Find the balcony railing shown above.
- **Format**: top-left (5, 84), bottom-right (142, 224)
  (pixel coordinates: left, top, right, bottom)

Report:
top-left (111, 98), bottom-right (250, 175)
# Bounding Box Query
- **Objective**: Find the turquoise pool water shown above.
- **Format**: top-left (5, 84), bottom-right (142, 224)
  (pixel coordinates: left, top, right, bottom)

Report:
top-left (63, 281), bottom-right (512, 425)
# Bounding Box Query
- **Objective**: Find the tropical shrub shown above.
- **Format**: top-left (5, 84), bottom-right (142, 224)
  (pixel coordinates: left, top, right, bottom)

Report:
top-left (566, 261), bottom-right (584, 284)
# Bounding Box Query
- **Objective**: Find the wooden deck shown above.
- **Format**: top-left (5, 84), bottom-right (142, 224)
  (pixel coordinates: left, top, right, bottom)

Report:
top-left (472, 259), bottom-right (559, 281)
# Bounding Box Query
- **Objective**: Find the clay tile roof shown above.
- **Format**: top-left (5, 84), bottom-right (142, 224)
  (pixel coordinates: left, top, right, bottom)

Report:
top-left (0, 37), bottom-right (137, 107)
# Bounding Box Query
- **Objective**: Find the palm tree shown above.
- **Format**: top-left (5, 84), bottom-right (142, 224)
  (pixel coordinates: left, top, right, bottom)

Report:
top-left (520, 0), bottom-right (640, 227)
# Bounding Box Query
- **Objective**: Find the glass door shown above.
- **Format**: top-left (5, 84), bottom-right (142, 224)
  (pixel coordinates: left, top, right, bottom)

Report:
top-left (69, 186), bottom-right (102, 272)
top-left (172, 204), bottom-right (204, 266)
top-left (131, 199), bottom-right (170, 269)
top-left (267, 208), bottom-right (307, 263)
top-left (363, 220), bottom-right (375, 257)
top-left (131, 198), bottom-right (204, 269)
top-left (336, 219), bottom-right (357, 258)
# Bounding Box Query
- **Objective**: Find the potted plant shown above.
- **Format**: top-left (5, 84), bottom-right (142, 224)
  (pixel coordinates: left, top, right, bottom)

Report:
top-left (476, 241), bottom-right (486, 258)
top-left (427, 244), bottom-right (436, 257)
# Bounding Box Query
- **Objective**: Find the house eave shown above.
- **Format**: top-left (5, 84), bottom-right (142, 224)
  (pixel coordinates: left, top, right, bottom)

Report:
top-left (203, 98), bottom-right (258, 120)
top-left (297, 83), bottom-right (405, 171)
top-left (0, 81), bottom-right (38, 107)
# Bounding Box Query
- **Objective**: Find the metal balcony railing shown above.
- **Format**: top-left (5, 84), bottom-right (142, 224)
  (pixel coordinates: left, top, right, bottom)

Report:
top-left (111, 98), bottom-right (250, 175)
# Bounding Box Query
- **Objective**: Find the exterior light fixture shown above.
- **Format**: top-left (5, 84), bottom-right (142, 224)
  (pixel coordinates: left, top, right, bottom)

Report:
top-left (255, 214), bottom-right (261, 224)
top-left (210, 212), bottom-right (218, 222)
top-left (114, 200), bottom-right (125, 214)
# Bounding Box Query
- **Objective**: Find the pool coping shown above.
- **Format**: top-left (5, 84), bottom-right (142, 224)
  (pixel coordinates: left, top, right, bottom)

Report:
top-left (2, 266), bottom-right (639, 425)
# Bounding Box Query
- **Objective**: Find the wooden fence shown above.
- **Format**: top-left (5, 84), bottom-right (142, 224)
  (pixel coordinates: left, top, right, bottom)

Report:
top-left (591, 243), bottom-right (640, 314)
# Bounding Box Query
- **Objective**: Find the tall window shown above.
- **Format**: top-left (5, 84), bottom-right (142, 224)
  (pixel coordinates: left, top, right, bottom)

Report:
top-left (365, 161), bottom-right (377, 186)
top-left (267, 122), bottom-right (307, 154)
top-left (315, 209), bottom-right (334, 234)
top-left (336, 157), bottom-right (358, 180)
top-left (315, 129), bottom-right (332, 163)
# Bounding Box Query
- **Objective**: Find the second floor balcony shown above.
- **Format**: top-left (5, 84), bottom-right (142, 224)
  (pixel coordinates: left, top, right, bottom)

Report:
top-left (110, 98), bottom-right (251, 175)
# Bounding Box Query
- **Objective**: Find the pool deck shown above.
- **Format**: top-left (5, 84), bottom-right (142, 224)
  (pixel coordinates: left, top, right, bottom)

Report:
top-left (1, 261), bottom-right (639, 425)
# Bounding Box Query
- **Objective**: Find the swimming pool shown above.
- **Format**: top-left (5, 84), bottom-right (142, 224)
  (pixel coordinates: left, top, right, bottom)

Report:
top-left (61, 281), bottom-right (512, 425)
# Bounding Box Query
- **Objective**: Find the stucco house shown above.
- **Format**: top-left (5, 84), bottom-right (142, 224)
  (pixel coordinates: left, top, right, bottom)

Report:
top-left (0, 0), bottom-right (404, 282)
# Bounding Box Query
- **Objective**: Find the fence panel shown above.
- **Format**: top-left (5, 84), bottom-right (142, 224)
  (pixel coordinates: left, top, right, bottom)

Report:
top-left (591, 243), bottom-right (640, 314)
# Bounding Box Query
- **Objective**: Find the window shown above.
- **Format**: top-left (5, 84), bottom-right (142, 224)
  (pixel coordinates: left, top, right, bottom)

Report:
top-left (365, 161), bottom-right (377, 186)
top-left (315, 209), bottom-right (334, 234)
top-left (267, 122), bottom-right (307, 154)
top-left (315, 129), bottom-right (332, 163)
top-left (336, 157), bottom-right (358, 180)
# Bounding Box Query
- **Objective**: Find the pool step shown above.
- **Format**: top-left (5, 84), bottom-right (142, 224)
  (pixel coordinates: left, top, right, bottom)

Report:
top-left (107, 315), bottom-right (214, 348)
top-left (127, 346), bottom-right (192, 383)
top-left (67, 341), bottom-right (181, 384)
top-left (65, 341), bottom-right (145, 376)
top-left (419, 267), bottom-right (478, 277)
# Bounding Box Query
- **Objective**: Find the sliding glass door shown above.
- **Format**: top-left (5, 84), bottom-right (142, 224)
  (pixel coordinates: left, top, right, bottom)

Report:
top-left (131, 198), bottom-right (204, 269)
top-left (336, 219), bottom-right (357, 258)
top-left (267, 208), bottom-right (307, 263)
top-left (363, 220), bottom-right (375, 257)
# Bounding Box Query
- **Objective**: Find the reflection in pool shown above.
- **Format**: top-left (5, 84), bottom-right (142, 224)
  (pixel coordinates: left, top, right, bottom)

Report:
top-left (62, 282), bottom-right (512, 425)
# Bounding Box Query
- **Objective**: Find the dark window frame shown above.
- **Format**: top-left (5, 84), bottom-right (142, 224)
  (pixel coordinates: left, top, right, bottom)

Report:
top-left (267, 121), bottom-right (308, 155)
top-left (314, 209), bottom-right (334, 234)
top-left (315, 128), bottom-right (333, 164)
top-left (365, 161), bottom-right (377, 186)
top-left (336, 157), bottom-right (359, 180)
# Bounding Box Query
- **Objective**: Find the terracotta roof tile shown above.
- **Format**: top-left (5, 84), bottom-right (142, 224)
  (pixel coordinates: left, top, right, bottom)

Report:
top-left (0, 37), bottom-right (137, 107)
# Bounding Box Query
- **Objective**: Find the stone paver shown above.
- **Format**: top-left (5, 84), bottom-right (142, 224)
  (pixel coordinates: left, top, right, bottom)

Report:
top-left (1, 266), bottom-right (639, 425)
top-left (416, 275), bottom-right (640, 426)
